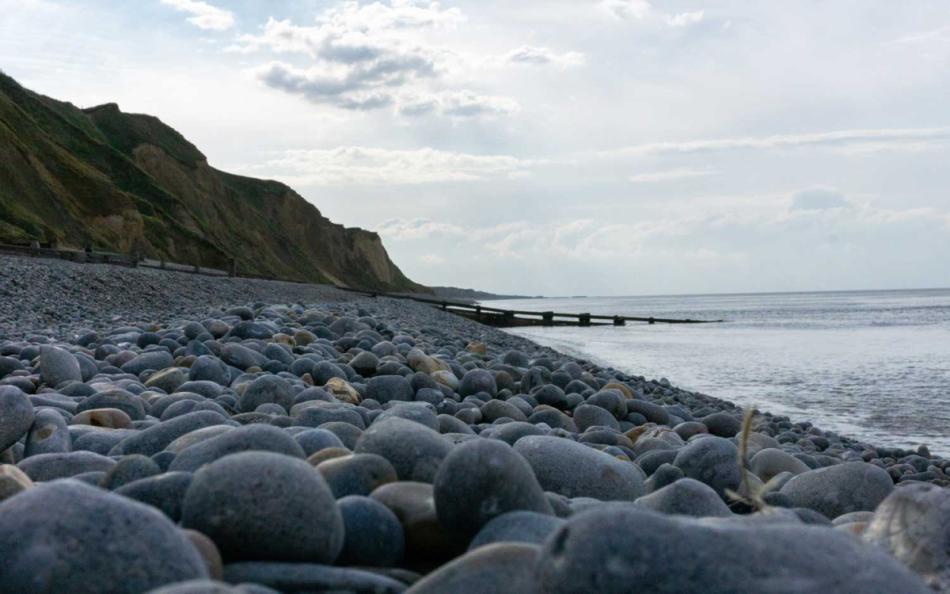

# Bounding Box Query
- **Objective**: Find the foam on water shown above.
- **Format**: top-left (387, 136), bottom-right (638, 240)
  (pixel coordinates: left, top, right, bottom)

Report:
top-left (491, 289), bottom-right (950, 455)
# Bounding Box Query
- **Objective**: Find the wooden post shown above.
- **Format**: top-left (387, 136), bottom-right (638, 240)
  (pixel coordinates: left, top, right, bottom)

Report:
top-left (475, 305), bottom-right (482, 318)
top-left (649, 316), bottom-right (655, 325)
top-left (503, 311), bottom-right (515, 325)
top-left (579, 313), bottom-right (591, 327)
top-left (613, 315), bottom-right (626, 326)
top-left (441, 301), bottom-right (448, 311)
top-left (542, 311), bottom-right (554, 326)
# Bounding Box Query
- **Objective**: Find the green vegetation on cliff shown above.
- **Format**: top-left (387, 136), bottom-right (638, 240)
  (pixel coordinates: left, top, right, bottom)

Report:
top-left (0, 72), bottom-right (423, 292)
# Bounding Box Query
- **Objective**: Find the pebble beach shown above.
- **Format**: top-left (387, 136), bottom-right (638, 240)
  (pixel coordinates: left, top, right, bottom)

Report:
top-left (0, 254), bottom-right (947, 593)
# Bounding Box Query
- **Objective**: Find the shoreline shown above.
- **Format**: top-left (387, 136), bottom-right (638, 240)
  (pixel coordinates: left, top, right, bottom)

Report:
top-left (0, 252), bottom-right (946, 591)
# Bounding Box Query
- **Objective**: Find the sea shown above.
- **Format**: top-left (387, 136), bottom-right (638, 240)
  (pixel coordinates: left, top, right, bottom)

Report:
top-left (487, 289), bottom-right (950, 455)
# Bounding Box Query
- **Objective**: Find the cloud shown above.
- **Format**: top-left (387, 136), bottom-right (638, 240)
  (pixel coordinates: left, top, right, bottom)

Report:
top-left (602, 0), bottom-right (704, 27)
top-left (160, 0), bottom-right (233, 31)
top-left (504, 46), bottom-right (585, 67)
top-left (235, 3), bottom-right (517, 117)
top-left (240, 146), bottom-right (539, 185)
top-left (629, 167), bottom-right (716, 183)
top-left (419, 253), bottom-right (446, 265)
top-left (600, 127), bottom-right (950, 157)
top-left (790, 188), bottom-right (850, 211)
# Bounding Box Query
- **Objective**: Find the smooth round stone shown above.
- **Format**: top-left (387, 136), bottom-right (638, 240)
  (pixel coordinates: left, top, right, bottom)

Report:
top-left (479, 399), bottom-right (527, 423)
top-left (405, 543), bottom-right (540, 594)
top-left (349, 351), bottom-right (380, 376)
top-left (644, 463), bottom-right (685, 493)
top-left (121, 351), bottom-right (174, 376)
top-left (531, 385), bottom-right (568, 409)
top-left (116, 471), bottom-right (194, 522)
top-left (183, 528), bottom-right (225, 581)
top-left (673, 421), bottom-right (709, 441)
top-left (625, 400), bottom-right (671, 425)
top-left (71, 408), bottom-right (133, 429)
top-left (99, 454), bottom-right (161, 490)
top-left (0, 386), bottom-right (33, 451)
top-left (672, 436), bottom-right (741, 499)
top-left (780, 462), bottom-right (894, 519)
top-left (0, 480), bottom-right (207, 593)
top-left (459, 369), bottom-right (497, 397)
top-left (169, 424), bottom-right (305, 472)
top-left (376, 402), bottom-right (439, 431)
top-left (635, 477), bottom-right (732, 517)
top-left (238, 376), bottom-right (293, 413)
top-left (354, 417), bottom-right (452, 483)
top-left (293, 428), bottom-right (345, 456)
top-left (586, 390), bottom-right (627, 418)
top-left (72, 429), bottom-right (136, 455)
top-left (293, 403), bottom-right (366, 429)
top-left (318, 421), bottom-right (363, 450)
top-left (189, 356), bottom-right (231, 385)
top-left (110, 411), bottom-right (231, 457)
top-left (182, 451), bottom-right (344, 563)
top-left (145, 368), bottom-right (188, 393)
top-left (468, 510), bottom-right (565, 550)
top-left (17, 450), bottom-right (116, 481)
top-left (371, 481), bottom-right (465, 565)
top-left (434, 439), bottom-right (553, 538)
top-left (38, 346), bottom-right (82, 387)
top-left (513, 436), bottom-right (645, 501)
top-left (338, 495), bottom-right (405, 567)
top-left (365, 375), bottom-right (413, 404)
top-left (486, 421), bottom-right (545, 445)
top-left (76, 389), bottom-right (147, 421)
top-left (863, 483), bottom-right (950, 591)
top-left (166, 425), bottom-right (235, 454)
top-left (0, 464), bottom-right (33, 502)
top-left (701, 412), bottom-right (742, 437)
top-left (222, 562), bottom-right (405, 594)
top-left (573, 404), bottom-right (620, 432)
top-left (23, 407), bottom-right (71, 456)
top-left (0, 356), bottom-right (24, 379)
top-left (221, 344), bottom-right (267, 370)
top-left (536, 506), bottom-right (931, 594)
top-left (437, 414), bottom-right (474, 435)
top-left (317, 453), bottom-right (398, 498)
top-left (750, 448), bottom-right (811, 482)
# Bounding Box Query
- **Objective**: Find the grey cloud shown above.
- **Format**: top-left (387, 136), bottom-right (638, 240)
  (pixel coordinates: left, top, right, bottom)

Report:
top-left (790, 188), bottom-right (850, 211)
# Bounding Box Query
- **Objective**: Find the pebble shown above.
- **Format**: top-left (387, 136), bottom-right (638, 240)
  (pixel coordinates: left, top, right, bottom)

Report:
top-left (0, 479), bottom-right (207, 593)
top-left (779, 461), bottom-right (894, 519)
top-left (535, 506), bottom-right (930, 593)
top-left (116, 471), bottom-right (194, 522)
top-left (17, 450), bottom-right (117, 481)
top-left (467, 510), bottom-right (565, 550)
top-left (221, 562), bottom-right (406, 594)
top-left (513, 435), bottom-right (645, 501)
top-left (672, 436), bottom-right (741, 499)
top-left (169, 424), bottom-right (305, 472)
top-left (0, 464), bottom-right (33, 502)
top-left (0, 385), bottom-right (33, 452)
top-left (434, 438), bottom-right (553, 538)
top-left (24, 407), bottom-right (71, 456)
top-left (635, 477), bottom-right (732, 517)
top-left (317, 453), bottom-right (398, 498)
top-left (863, 482), bottom-right (950, 590)
top-left (38, 346), bottom-right (82, 387)
top-left (355, 417), bottom-right (452, 483)
top-left (337, 495), bottom-right (406, 567)
top-left (181, 451), bottom-right (343, 563)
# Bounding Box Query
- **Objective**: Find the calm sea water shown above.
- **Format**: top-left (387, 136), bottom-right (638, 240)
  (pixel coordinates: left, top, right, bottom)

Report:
top-left (489, 290), bottom-right (950, 454)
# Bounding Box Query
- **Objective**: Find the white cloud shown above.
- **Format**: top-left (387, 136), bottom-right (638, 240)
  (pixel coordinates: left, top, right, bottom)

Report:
top-left (240, 147), bottom-right (539, 185)
top-left (602, 0), bottom-right (704, 27)
top-left (234, 3), bottom-right (515, 116)
top-left (600, 127), bottom-right (950, 157)
top-left (160, 0), bottom-right (234, 31)
top-left (629, 167), bottom-right (716, 183)
top-left (504, 46), bottom-right (585, 67)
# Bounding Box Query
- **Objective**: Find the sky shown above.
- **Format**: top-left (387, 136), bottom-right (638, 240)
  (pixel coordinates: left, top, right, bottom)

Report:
top-left (2, 0), bottom-right (950, 295)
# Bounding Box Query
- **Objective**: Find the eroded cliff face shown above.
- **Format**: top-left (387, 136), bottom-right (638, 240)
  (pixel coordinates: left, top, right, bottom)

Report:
top-left (0, 72), bottom-right (424, 292)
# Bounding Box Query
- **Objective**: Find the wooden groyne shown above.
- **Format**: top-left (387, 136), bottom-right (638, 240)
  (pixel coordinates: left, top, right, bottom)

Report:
top-left (337, 288), bottom-right (724, 327)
